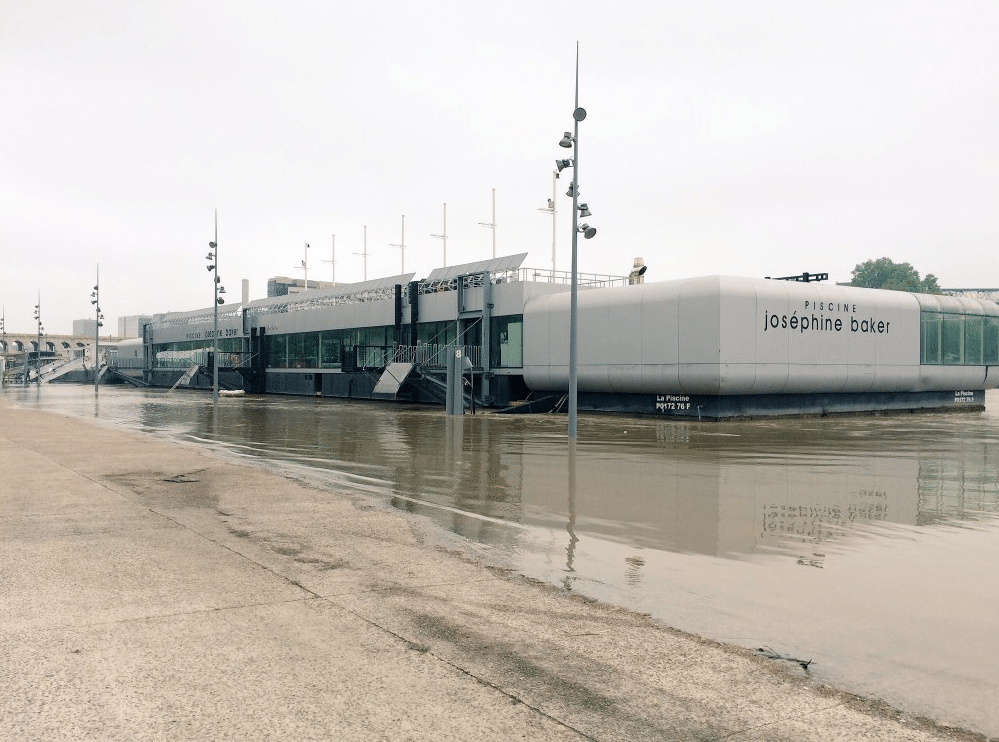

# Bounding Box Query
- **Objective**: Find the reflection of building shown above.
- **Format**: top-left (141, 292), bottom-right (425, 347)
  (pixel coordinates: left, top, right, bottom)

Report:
top-left (104, 260), bottom-right (999, 417)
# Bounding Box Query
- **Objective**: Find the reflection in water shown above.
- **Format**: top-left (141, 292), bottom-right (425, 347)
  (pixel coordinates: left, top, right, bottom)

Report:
top-left (5, 384), bottom-right (999, 736)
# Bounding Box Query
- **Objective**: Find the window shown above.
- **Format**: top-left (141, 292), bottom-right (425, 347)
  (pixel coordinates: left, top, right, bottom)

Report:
top-left (491, 315), bottom-right (523, 368)
top-left (921, 312), bottom-right (941, 364)
top-left (921, 308), bottom-right (999, 366)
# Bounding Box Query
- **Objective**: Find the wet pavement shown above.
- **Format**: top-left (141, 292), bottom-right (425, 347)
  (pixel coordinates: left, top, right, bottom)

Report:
top-left (3, 399), bottom-right (993, 741)
top-left (3, 384), bottom-right (999, 738)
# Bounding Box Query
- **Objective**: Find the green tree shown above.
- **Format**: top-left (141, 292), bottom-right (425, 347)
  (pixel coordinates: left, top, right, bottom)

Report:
top-left (850, 257), bottom-right (942, 294)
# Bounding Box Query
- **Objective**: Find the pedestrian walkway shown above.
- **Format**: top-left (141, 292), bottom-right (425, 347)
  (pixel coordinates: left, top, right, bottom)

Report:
top-left (0, 402), bottom-right (985, 741)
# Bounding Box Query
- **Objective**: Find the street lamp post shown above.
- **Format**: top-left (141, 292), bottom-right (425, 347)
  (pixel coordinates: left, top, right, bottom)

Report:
top-left (478, 189), bottom-right (497, 258)
top-left (390, 215), bottom-right (406, 273)
top-left (353, 226), bottom-right (369, 281)
top-left (1, 308), bottom-right (6, 385)
top-left (431, 203), bottom-right (448, 267)
top-left (32, 292), bottom-right (44, 384)
top-left (556, 43), bottom-right (597, 440)
top-left (90, 265), bottom-right (104, 395)
top-left (537, 172), bottom-right (558, 273)
top-left (206, 210), bottom-right (226, 405)
top-left (322, 235), bottom-right (336, 285)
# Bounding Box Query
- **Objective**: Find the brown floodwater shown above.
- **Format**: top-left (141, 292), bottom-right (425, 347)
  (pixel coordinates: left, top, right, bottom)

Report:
top-left (5, 383), bottom-right (998, 736)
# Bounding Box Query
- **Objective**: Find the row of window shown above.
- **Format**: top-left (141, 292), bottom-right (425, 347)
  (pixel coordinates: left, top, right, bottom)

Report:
top-left (920, 311), bottom-right (999, 365)
top-left (264, 317), bottom-right (524, 370)
top-left (151, 317), bottom-right (526, 371)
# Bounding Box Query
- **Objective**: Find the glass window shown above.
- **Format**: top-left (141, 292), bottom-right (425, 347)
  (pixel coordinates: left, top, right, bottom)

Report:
top-left (921, 312), bottom-right (941, 364)
top-left (941, 314), bottom-right (964, 365)
top-left (319, 333), bottom-right (340, 368)
top-left (287, 334), bottom-right (305, 368)
top-left (302, 332), bottom-right (319, 367)
top-left (491, 315), bottom-right (523, 368)
top-left (985, 317), bottom-right (999, 365)
top-left (267, 334), bottom-right (287, 368)
top-left (965, 316), bottom-right (984, 366)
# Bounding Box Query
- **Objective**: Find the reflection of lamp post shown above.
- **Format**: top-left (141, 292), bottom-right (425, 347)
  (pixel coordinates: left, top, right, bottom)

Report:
top-left (90, 265), bottom-right (104, 395)
top-left (556, 43), bottom-right (597, 439)
top-left (206, 210), bottom-right (226, 405)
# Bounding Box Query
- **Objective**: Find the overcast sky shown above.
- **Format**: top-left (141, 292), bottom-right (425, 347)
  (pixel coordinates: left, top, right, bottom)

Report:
top-left (3, 0), bottom-right (998, 334)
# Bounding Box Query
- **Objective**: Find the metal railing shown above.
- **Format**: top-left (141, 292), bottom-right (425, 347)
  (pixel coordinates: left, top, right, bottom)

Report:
top-left (389, 344), bottom-right (482, 369)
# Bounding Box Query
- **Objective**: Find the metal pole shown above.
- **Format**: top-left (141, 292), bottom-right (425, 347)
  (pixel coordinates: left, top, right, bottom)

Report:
top-left (478, 190), bottom-right (496, 258)
top-left (213, 209), bottom-right (219, 406)
top-left (36, 291), bottom-right (41, 384)
top-left (304, 242), bottom-right (309, 290)
top-left (94, 264), bottom-right (99, 396)
top-left (568, 45), bottom-right (580, 439)
top-left (551, 171), bottom-right (558, 273)
top-left (431, 203), bottom-right (448, 266)
top-left (390, 215), bottom-right (405, 273)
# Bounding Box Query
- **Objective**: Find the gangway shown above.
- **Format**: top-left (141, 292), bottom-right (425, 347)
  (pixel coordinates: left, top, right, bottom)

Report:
top-left (169, 364), bottom-right (201, 391)
top-left (371, 362), bottom-right (415, 400)
top-left (38, 357), bottom-right (85, 383)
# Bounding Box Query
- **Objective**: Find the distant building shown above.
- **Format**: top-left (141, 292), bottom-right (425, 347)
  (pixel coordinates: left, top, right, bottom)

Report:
top-left (73, 318), bottom-right (98, 336)
top-left (118, 315), bottom-right (153, 338)
top-left (267, 276), bottom-right (336, 297)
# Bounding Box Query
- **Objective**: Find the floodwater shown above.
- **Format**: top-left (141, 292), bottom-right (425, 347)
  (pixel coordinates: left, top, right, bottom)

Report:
top-left (4, 383), bottom-right (999, 736)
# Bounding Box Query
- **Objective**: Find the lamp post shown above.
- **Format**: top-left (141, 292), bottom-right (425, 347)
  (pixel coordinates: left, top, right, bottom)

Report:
top-left (90, 265), bottom-right (104, 395)
top-left (322, 234), bottom-right (336, 285)
top-left (32, 292), bottom-right (44, 384)
top-left (1, 307), bottom-right (6, 385)
top-left (431, 203), bottom-right (448, 267)
top-left (298, 242), bottom-right (310, 290)
top-left (556, 43), bottom-right (597, 440)
top-left (206, 210), bottom-right (226, 405)
top-left (538, 172), bottom-right (558, 273)
top-left (478, 188), bottom-right (497, 258)
top-left (353, 225), bottom-right (369, 281)
top-left (389, 215), bottom-right (406, 273)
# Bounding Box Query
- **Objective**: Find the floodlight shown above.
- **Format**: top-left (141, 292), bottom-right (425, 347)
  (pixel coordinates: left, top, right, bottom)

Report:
top-left (556, 158), bottom-right (573, 172)
top-left (209, 241), bottom-right (217, 248)
top-left (559, 132), bottom-right (573, 148)
top-left (578, 223), bottom-right (597, 239)
top-left (218, 286), bottom-right (226, 294)
top-left (577, 203), bottom-right (591, 217)
top-left (207, 265), bottom-right (215, 271)
top-left (217, 297), bottom-right (225, 305)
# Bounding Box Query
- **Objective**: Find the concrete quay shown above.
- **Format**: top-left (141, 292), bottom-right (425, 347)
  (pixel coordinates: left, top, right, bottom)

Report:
top-left (0, 402), bottom-right (988, 742)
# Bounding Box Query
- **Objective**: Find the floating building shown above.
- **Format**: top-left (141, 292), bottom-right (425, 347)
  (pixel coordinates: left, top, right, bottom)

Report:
top-left (106, 254), bottom-right (999, 419)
